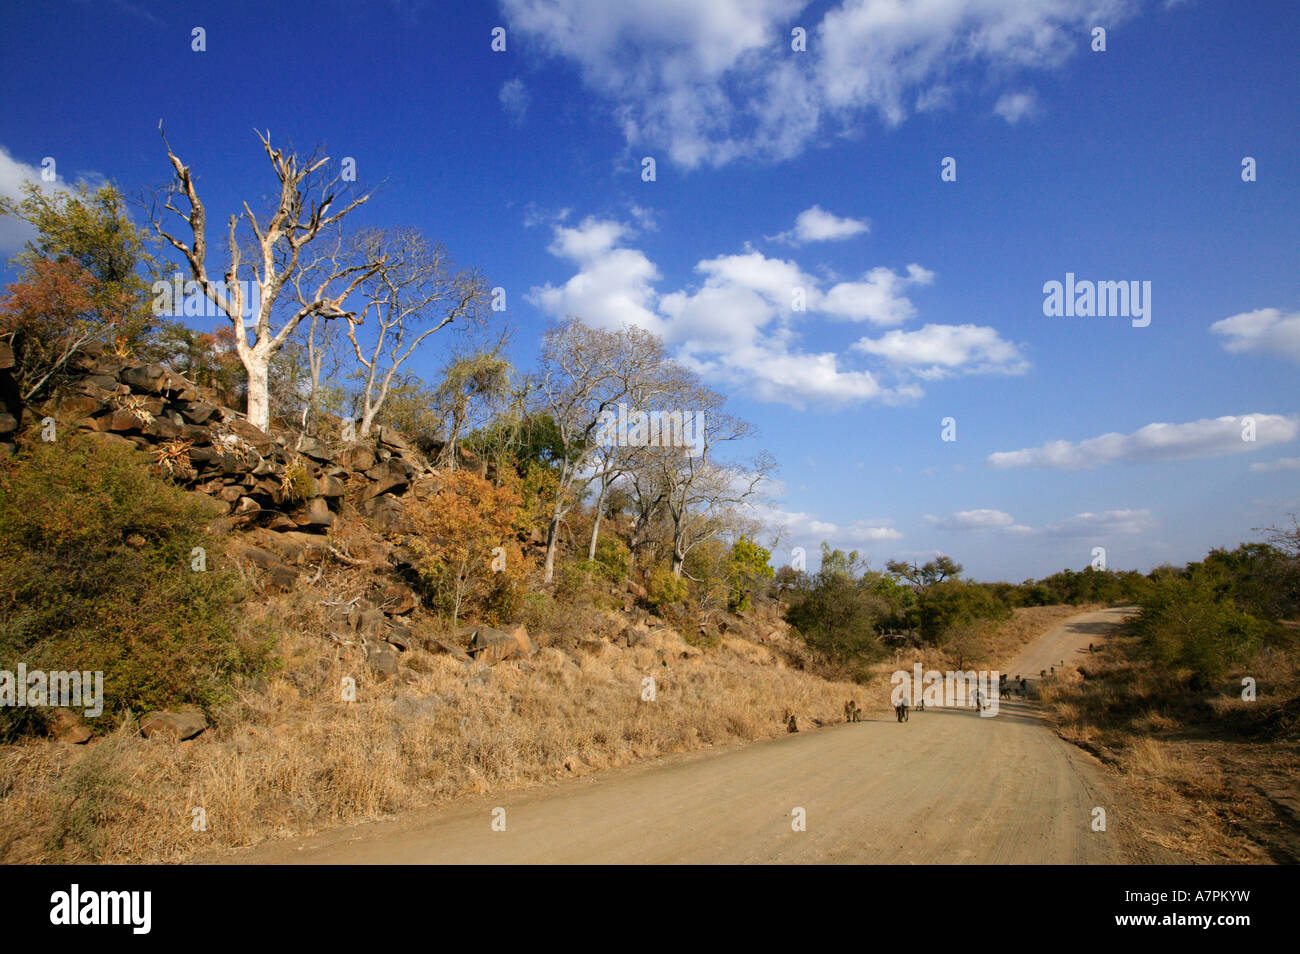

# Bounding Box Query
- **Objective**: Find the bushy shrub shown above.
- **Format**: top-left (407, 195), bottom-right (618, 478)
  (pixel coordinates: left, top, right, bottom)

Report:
top-left (646, 563), bottom-right (689, 611)
top-left (592, 534), bottom-right (631, 584)
top-left (1129, 575), bottom-right (1275, 688)
top-left (403, 470), bottom-right (525, 627)
top-left (725, 536), bottom-right (774, 612)
top-left (0, 436), bottom-right (268, 739)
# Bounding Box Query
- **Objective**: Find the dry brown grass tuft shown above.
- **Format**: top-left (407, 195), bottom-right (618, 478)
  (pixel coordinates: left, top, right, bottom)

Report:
top-left (0, 602), bottom-right (858, 863)
top-left (1041, 626), bottom-right (1300, 864)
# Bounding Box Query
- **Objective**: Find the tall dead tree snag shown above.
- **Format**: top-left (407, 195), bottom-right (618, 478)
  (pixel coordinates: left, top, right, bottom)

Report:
top-left (150, 124), bottom-right (377, 430)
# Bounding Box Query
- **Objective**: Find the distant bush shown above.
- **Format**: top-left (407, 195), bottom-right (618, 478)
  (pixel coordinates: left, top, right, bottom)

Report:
top-left (646, 563), bottom-right (689, 611)
top-left (1129, 574), bottom-right (1277, 689)
top-left (724, 537), bottom-right (774, 612)
top-left (0, 436), bottom-right (268, 740)
top-left (591, 534), bottom-right (631, 584)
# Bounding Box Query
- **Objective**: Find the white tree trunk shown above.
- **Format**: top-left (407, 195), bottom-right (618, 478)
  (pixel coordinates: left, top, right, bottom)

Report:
top-left (245, 354), bottom-right (271, 431)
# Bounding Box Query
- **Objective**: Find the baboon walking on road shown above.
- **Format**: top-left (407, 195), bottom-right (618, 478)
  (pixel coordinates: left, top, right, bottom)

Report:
top-left (895, 700), bottom-right (909, 723)
top-left (844, 700), bottom-right (863, 723)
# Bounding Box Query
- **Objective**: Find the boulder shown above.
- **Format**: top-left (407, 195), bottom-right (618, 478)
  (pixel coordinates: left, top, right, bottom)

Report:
top-left (119, 363), bottom-right (167, 393)
top-left (177, 400), bottom-right (219, 425)
top-left (56, 393), bottom-right (104, 418)
top-left (50, 709), bottom-right (93, 744)
top-left (385, 624), bottom-right (413, 651)
top-left (377, 582), bottom-right (419, 615)
top-left (505, 623), bottom-right (536, 657)
top-left (360, 493), bottom-right (409, 532)
top-left (317, 474), bottom-right (346, 498)
top-left (292, 496), bottom-right (334, 528)
top-left (365, 642), bottom-right (400, 677)
top-left (140, 710), bottom-right (208, 741)
top-left (337, 443), bottom-right (376, 472)
top-left (466, 626), bottom-right (519, 666)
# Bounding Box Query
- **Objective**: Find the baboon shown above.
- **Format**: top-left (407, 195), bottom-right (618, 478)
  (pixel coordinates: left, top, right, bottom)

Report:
top-left (786, 714), bottom-right (799, 733)
top-left (844, 700), bottom-right (863, 723)
top-left (1000, 684), bottom-right (1011, 699)
top-left (895, 700), bottom-right (909, 723)
top-left (1040, 669), bottom-right (1047, 678)
top-left (1089, 643), bottom-right (1095, 653)
top-left (1050, 666), bottom-right (1055, 675)
top-left (851, 701), bottom-right (862, 722)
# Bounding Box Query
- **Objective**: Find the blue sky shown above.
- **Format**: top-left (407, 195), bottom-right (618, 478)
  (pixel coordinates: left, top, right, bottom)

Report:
top-left (1, 0), bottom-right (1296, 581)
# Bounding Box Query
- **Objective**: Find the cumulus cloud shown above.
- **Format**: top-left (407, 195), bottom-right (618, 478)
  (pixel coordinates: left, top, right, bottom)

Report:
top-left (988, 414), bottom-right (1300, 470)
top-left (501, 0), bottom-right (1137, 168)
top-left (526, 216), bottom-right (666, 336)
top-left (769, 204), bottom-right (869, 244)
top-left (820, 264), bottom-right (934, 325)
top-left (853, 323), bottom-right (1028, 378)
top-left (499, 78), bottom-right (530, 126)
top-left (529, 215), bottom-right (1027, 406)
top-left (992, 89), bottom-right (1040, 124)
top-left (1209, 308), bottom-right (1300, 364)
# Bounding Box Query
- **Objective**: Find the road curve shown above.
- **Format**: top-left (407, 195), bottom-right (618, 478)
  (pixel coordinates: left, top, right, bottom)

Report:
top-left (230, 606), bottom-right (1140, 864)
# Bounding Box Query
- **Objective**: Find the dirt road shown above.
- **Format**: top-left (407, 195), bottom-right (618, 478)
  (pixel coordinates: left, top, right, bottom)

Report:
top-left (235, 606), bottom-right (1148, 864)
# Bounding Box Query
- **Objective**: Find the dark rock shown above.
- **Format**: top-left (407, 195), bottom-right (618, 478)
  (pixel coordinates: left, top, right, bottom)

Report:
top-left (386, 624), bottom-right (413, 651)
top-left (365, 642), bottom-right (400, 677)
top-left (377, 582), bottom-right (419, 615)
top-left (360, 493), bottom-right (409, 532)
top-left (291, 496), bottom-right (334, 528)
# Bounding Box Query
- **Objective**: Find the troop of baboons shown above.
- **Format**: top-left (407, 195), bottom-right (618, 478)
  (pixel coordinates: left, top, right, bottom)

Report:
top-left (844, 700), bottom-right (863, 723)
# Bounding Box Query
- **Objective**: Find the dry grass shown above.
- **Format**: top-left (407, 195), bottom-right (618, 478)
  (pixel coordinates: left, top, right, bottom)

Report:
top-left (1040, 627), bottom-right (1300, 864)
top-left (0, 594), bottom-right (1114, 864)
top-left (0, 595), bottom-right (857, 863)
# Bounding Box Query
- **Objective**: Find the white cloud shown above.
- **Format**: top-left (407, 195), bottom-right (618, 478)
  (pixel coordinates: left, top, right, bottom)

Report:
top-left (928, 508), bottom-right (1155, 538)
top-left (502, 0), bottom-right (1135, 168)
top-left (1209, 308), bottom-right (1300, 364)
top-left (853, 323), bottom-right (1028, 378)
top-left (769, 204), bottom-right (869, 244)
top-left (988, 414), bottom-right (1300, 470)
top-left (820, 264), bottom-right (934, 325)
top-left (1042, 509), bottom-right (1154, 538)
top-left (499, 78), bottom-right (530, 126)
top-left (526, 216), bottom-right (665, 335)
top-left (1251, 457), bottom-right (1300, 473)
top-left (530, 215), bottom-right (1017, 406)
top-left (926, 509), bottom-right (1015, 531)
top-left (0, 146), bottom-right (62, 254)
top-left (992, 89), bottom-right (1039, 124)
top-left (761, 505), bottom-right (903, 549)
